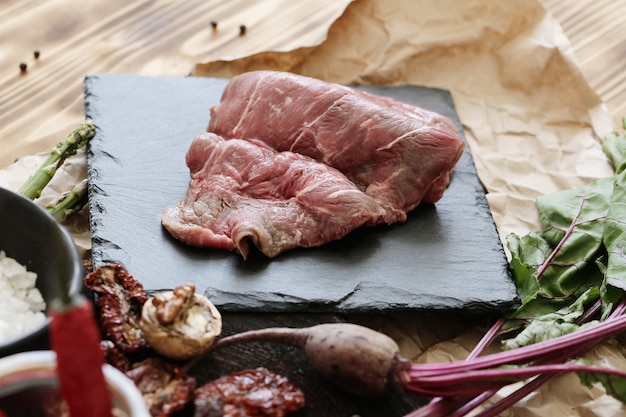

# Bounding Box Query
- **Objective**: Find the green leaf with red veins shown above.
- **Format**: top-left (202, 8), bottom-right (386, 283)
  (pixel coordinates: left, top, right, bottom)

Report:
top-left (506, 232), bottom-right (545, 304)
top-left (533, 178), bottom-right (613, 298)
top-left (577, 363), bottom-right (626, 403)
top-left (506, 180), bottom-right (610, 323)
top-left (602, 129), bottom-right (626, 174)
top-left (502, 287), bottom-right (600, 349)
top-left (602, 129), bottom-right (626, 293)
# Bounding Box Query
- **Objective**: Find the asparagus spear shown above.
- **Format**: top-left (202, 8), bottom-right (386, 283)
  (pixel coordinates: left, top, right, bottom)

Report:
top-left (18, 121), bottom-right (95, 200)
top-left (45, 178), bottom-right (89, 220)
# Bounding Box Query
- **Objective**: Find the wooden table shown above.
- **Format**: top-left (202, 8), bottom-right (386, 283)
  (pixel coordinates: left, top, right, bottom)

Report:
top-left (1, 0), bottom-right (623, 169)
top-left (1, 1), bottom-right (625, 416)
top-left (543, 0), bottom-right (625, 126)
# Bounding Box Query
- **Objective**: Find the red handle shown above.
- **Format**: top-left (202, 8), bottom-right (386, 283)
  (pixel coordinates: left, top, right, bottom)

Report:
top-left (49, 297), bottom-right (113, 417)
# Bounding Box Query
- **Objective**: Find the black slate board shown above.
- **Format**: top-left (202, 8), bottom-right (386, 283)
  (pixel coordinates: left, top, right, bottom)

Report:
top-left (84, 73), bottom-right (518, 313)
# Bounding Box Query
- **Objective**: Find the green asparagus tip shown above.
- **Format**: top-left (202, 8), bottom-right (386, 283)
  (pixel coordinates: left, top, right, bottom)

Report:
top-left (18, 121), bottom-right (96, 201)
top-left (46, 179), bottom-right (89, 221)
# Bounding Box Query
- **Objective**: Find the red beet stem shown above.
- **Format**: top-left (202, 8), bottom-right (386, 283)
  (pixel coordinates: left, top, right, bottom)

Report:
top-left (467, 302), bottom-right (626, 417)
top-left (407, 302), bottom-right (626, 417)
top-left (407, 363), bottom-right (626, 397)
top-left (408, 314), bottom-right (626, 378)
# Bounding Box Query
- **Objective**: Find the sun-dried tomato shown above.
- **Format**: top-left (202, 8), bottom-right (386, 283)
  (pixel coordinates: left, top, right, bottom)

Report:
top-left (84, 264), bottom-right (150, 354)
top-left (100, 340), bottom-right (132, 372)
top-left (125, 357), bottom-right (196, 417)
top-left (194, 367), bottom-right (306, 417)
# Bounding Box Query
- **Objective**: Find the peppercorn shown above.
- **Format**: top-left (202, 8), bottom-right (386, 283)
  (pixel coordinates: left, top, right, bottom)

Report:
top-left (210, 20), bottom-right (218, 30)
top-left (34, 50), bottom-right (40, 59)
top-left (19, 62), bottom-right (27, 73)
top-left (239, 24), bottom-right (246, 36)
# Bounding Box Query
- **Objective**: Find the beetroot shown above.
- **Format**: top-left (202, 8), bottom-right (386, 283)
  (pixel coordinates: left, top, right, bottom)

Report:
top-left (212, 323), bottom-right (410, 398)
top-left (212, 320), bottom-right (626, 415)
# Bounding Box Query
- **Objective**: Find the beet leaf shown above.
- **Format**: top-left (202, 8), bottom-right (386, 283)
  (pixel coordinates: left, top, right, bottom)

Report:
top-left (601, 117), bottom-right (626, 173)
top-left (602, 125), bottom-right (626, 292)
top-left (406, 120), bottom-right (626, 417)
top-left (577, 364), bottom-right (626, 403)
top-left (505, 178), bottom-right (611, 327)
top-left (506, 231), bottom-right (545, 306)
top-left (502, 287), bottom-right (599, 350)
top-left (534, 178), bottom-right (611, 296)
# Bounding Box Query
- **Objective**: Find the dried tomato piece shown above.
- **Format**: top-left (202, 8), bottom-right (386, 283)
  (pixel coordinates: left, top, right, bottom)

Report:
top-left (125, 357), bottom-right (196, 417)
top-left (194, 367), bottom-right (306, 417)
top-left (84, 264), bottom-right (150, 354)
top-left (100, 340), bottom-right (132, 372)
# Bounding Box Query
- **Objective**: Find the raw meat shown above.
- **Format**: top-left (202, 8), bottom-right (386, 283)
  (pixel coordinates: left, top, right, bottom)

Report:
top-left (207, 70), bottom-right (465, 218)
top-left (164, 72), bottom-right (466, 258)
top-left (162, 133), bottom-right (393, 259)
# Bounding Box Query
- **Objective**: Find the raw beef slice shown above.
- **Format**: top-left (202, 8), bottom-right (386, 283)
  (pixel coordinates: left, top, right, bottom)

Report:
top-left (207, 70), bottom-right (466, 220)
top-left (162, 133), bottom-right (394, 259)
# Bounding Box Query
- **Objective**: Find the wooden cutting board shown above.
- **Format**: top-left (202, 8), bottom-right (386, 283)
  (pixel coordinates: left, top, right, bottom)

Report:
top-left (84, 73), bottom-right (518, 313)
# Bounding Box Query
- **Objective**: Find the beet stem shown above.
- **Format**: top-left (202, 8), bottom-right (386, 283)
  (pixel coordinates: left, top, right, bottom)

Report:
top-left (408, 317), bottom-right (506, 417)
top-left (405, 301), bottom-right (626, 417)
top-left (409, 313), bottom-right (626, 378)
top-left (471, 375), bottom-right (550, 417)
top-left (446, 390), bottom-right (499, 417)
top-left (416, 363), bottom-right (626, 388)
top-left (402, 396), bottom-right (477, 417)
top-left (467, 317), bottom-right (505, 360)
top-left (469, 302), bottom-right (626, 417)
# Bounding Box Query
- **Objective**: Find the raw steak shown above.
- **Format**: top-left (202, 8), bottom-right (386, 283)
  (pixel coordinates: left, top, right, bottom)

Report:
top-left (207, 71), bottom-right (465, 220)
top-left (162, 133), bottom-right (394, 259)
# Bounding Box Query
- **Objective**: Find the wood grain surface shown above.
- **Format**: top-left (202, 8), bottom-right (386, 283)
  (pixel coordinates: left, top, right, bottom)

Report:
top-left (1, 0), bottom-right (623, 169)
top-left (1, 1), bottom-right (625, 416)
top-left (542, 0), bottom-right (625, 125)
top-left (0, 0), bottom-right (354, 168)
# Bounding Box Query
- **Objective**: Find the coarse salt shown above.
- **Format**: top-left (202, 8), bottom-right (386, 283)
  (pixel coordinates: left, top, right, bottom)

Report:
top-left (0, 251), bottom-right (46, 343)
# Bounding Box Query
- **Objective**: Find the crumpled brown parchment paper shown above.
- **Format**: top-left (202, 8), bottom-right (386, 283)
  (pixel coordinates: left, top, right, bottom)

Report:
top-left (192, 0), bottom-right (617, 246)
top-left (1, 0), bottom-right (624, 415)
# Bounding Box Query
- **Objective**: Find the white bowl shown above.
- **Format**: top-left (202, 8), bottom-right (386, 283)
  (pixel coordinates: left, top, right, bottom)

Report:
top-left (0, 350), bottom-right (150, 417)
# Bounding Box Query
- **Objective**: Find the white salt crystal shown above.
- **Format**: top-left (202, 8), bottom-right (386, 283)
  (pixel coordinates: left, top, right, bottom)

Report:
top-left (0, 251), bottom-right (47, 343)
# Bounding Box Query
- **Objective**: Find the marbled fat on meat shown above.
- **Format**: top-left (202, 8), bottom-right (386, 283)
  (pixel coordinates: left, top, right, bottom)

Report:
top-left (164, 72), bottom-right (466, 258)
top-left (162, 133), bottom-right (393, 259)
top-left (207, 71), bottom-right (466, 219)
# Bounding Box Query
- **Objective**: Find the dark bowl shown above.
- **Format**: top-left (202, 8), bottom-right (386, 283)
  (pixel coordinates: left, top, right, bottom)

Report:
top-left (0, 187), bottom-right (84, 357)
